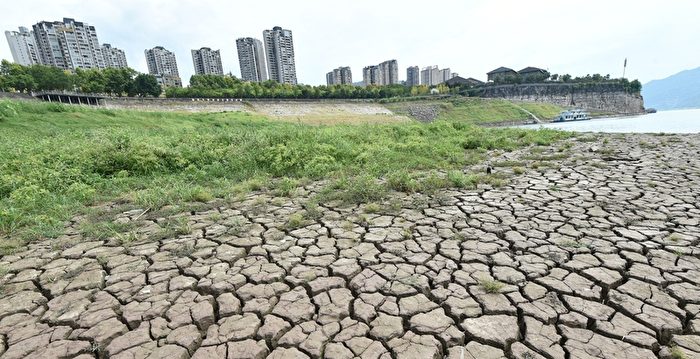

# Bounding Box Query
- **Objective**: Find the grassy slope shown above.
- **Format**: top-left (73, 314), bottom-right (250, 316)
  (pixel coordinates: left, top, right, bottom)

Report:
top-left (386, 98), bottom-right (563, 124)
top-left (0, 100), bottom-right (570, 252)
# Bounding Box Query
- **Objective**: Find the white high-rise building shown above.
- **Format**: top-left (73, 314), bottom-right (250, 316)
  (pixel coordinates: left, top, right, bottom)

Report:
top-left (145, 46), bottom-right (182, 88)
top-left (191, 47), bottom-right (223, 76)
top-left (326, 67), bottom-right (352, 85)
top-left (363, 60), bottom-right (398, 86)
top-left (263, 26), bottom-right (297, 85)
top-left (5, 27), bottom-right (39, 66)
top-left (421, 65), bottom-right (453, 86)
top-left (101, 43), bottom-right (128, 68)
top-left (32, 18), bottom-right (105, 70)
top-left (236, 37), bottom-right (267, 82)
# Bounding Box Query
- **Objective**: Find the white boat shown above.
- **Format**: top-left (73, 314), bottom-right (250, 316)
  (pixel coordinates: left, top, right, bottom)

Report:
top-left (554, 109), bottom-right (591, 122)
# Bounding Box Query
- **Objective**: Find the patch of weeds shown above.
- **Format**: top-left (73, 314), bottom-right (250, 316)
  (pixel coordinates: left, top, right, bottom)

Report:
top-left (401, 227), bottom-right (413, 240)
top-left (386, 199), bottom-right (402, 213)
top-left (161, 217), bottom-right (192, 237)
top-left (341, 221), bottom-right (353, 231)
top-left (670, 346), bottom-right (687, 359)
top-left (356, 214), bottom-right (371, 227)
top-left (560, 240), bottom-right (584, 248)
top-left (116, 231), bottom-right (139, 246)
top-left (324, 175), bottom-right (388, 204)
top-left (410, 196), bottom-right (429, 209)
top-left (388, 170), bottom-right (420, 193)
top-left (666, 233), bottom-right (682, 242)
top-left (419, 172), bottom-right (448, 194)
top-left (481, 175), bottom-right (507, 188)
top-left (302, 200), bottom-right (322, 220)
top-left (453, 232), bottom-right (467, 241)
top-left (286, 212), bottom-right (305, 229)
top-left (271, 198), bottom-right (285, 206)
top-left (523, 153), bottom-right (569, 161)
top-left (512, 166), bottom-right (525, 175)
top-left (492, 160), bottom-right (525, 167)
top-left (672, 249), bottom-right (685, 257)
top-left (0, 266), bottom-right (9, 277)
top-left (80, 221), bottom-right (134, 241)
top-left (549, 185), bottom-right (561, 192)
top-left (447, 171), bottom-right (477, 189)
top-left (207, 212), bottom-right (222, 222)
top-left (272, 177), bottom-right (298, 197)
top-left (228, 216), bottom-right (245, 234)
top-left (250, 197), bottom-right (268, 214)
top-left (479, 279), bottom-right (505, 293)
top-left (365, 202), bottom-right (381, 214)
top-left (189, 187), bottom-right (213, 203)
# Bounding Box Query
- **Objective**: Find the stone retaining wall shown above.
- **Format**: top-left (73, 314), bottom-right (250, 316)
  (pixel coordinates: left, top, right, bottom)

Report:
top-left (477, 83), bottom-right (645, 114)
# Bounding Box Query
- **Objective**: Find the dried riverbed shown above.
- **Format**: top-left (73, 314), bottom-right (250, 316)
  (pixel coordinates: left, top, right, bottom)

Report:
top-left (1, 133), bottom-right (699, 358)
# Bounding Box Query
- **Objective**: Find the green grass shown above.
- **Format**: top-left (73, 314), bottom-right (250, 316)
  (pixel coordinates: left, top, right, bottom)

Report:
top-left (479, 279), bottom-right (505, 293)
top-left (387, 97), bottom-right (563, 124)
top-left (0, 99), bottom-right (570, 252)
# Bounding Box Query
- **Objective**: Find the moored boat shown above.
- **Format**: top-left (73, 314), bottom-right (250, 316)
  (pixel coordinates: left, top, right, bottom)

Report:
top-left (554, 109), bottom-right (591, 122)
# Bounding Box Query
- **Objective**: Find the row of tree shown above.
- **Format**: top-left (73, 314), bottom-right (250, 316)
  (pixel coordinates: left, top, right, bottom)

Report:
top-left (166, 75), bottom-right (424, 99)
top-left (492, 71), bottom-right (642, 93)
top-left (0, 61), bottom-right (162, 97)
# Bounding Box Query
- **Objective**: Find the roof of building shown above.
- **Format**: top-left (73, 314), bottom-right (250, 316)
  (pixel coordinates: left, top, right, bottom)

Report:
top-left (487, 67), bottom-right (516, 75)
top-left (444, 76), bottom-right (485, 86)
top-left (518, 66), bottom-right (547, 74)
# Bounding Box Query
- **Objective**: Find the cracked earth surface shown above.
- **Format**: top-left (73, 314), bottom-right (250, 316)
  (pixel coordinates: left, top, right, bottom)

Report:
top-left (1, 133), bottom-right (700, 359)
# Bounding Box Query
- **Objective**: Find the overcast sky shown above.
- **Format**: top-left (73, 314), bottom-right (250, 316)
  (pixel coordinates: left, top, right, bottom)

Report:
top-left (2, 0), bottom-right (698, 86)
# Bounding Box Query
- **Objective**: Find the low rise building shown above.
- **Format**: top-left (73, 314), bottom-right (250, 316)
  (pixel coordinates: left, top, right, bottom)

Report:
top-left (487, 67), bottom-right (518, 82)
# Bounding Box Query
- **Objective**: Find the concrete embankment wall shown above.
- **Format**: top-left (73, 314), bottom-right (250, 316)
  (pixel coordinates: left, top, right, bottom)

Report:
top-left (103, 98), bottom-right (249, 112)
top-left (477, 83), bottom-right (645, 114)
top-left (102, 98), bottom-right (395, 117)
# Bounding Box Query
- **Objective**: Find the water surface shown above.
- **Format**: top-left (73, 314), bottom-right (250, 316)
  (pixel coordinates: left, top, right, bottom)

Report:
top-left (519, 108), bottom-right (700, 133)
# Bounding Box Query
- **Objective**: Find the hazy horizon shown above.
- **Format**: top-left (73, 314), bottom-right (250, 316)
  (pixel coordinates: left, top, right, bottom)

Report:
top-left (2, 0), bottom-right (698, 86)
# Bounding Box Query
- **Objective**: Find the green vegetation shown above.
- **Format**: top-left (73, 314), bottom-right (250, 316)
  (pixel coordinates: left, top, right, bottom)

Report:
top-left (0, 99), bottom-right (570, 252)
top-left (386, 98), bottom-right (563, 124)
top-left (479, 279), bottom-right (505, 293)
top-left (670, 346), bottom-right (687, 359)
top-left (0, 60), bottom-right (161, 97)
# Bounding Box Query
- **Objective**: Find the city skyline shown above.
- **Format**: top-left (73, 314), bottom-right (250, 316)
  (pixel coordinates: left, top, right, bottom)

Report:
top-left (0, 1), bottom-right (698, 86)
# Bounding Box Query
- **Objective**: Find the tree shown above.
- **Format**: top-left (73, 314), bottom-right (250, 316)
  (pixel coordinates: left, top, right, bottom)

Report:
top-left (75, 68), bottom-right (107, 93)
top-left (103, 67), bottom-right (136, 96)
top-left (131, 74), bottom-right (161, 97)
top-left (561, 74), bottom-right (572, 83)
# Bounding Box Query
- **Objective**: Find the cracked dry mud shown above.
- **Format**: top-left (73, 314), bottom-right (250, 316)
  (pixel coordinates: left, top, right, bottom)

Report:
top-left (2, 133), bottom-right (700, 359)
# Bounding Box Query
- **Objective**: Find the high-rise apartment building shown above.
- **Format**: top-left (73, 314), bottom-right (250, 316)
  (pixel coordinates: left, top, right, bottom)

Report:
top-left (32, 18), bottom-right (105, 70)
top-left (421, 65), bottom-right (453, 86)
top-left (191, 47), bottom-right (224, 75)
top-left (236, 37), bottom-right (267, 82)
top-left (262, 26), bottom-right (297, 85)
top-left (326, 66), bottom-right (352, 85)
top-left (101, 43), bottom-right (128, 68)
top-left (145, 46), bottom-right (182, 88)
top-left (406, 66), bottom-right (420, 87)
top-left (440, 68), bottom-right (454, 83)
top-left (5, 27), bottom-right (39, 66)
top-left (378, 60), bottom-right (399, 85)
top-left (363, 60), bottom-right (398, 86)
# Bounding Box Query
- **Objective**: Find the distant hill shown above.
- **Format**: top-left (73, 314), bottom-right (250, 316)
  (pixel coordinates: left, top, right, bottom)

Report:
top-left (643, 67), bottom-right (700, 110)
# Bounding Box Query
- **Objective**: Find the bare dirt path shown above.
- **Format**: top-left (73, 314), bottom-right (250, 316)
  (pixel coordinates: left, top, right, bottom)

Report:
top-left (1, 133), bottom-right (699, 359)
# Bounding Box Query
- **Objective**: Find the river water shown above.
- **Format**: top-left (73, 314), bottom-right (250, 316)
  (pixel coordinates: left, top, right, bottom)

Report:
top-left (518, 108), bottom-right (700, 133)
